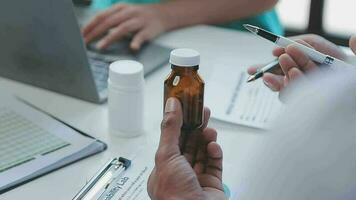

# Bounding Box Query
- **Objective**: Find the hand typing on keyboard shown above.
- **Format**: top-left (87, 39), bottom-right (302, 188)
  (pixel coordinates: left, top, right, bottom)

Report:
top-left (82, 4), bottom-right (166, 51)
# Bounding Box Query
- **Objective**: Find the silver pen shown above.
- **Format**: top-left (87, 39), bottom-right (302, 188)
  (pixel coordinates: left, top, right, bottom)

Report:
top-left (247, 59), bottom-right (280, 83)
top-left (244, 24), bottom-right (354, 82)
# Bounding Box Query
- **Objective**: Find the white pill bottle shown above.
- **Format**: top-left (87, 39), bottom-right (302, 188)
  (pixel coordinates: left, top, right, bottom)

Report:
top-left (108, 60), bottom-right (144, 137)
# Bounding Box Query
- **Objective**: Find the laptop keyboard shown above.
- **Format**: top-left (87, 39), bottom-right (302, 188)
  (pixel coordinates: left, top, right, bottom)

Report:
top-left (87, 40), bottom-right (171, 95)
top-left (88, 56), bottom-right (110, 92)
top-left (86, 39), bottom-right (135, 92)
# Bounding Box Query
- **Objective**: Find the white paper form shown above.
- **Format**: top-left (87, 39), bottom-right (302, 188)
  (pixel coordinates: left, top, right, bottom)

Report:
top-left (206, 62), bottom-right (283, 129)
top-left (108, 157), bottom-right (153, 200)
top-left (0, 93), bottom-right (97, 191)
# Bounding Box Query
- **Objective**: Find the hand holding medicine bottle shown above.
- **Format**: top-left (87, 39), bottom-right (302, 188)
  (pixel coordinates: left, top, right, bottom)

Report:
top-left (148, 98), bottom-right (225, 200)
top-left (148, 49), bottom-right (225, 200)
top-left (164, 49), bottom-right (204, 160)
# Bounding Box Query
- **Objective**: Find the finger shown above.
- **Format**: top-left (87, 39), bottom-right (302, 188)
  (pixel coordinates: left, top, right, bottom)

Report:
top-left (268, 64), bottom-right (284, 76)
top-left (180, 107), bottom-right (210, 149)
top-left (182, 108), bottom-right (211, 166)
top-left (247, 66), bottom-right (259, 75)
top-left (279, 53), bottom-right (298, 79)
top-left (279, 40), bottom-right (312, 78)
top-left (201, 107), bottom-right (211, 130)
top-left (288, 67), bottom-right (304, 82)
top-left (273, 39), bottom-right (313, 73)
top-left (272, 47), bottom-right (285, 57)
top-left (82, 4), bottom-right (127, 36)
top-left (97, 19), bottom-right (143, 49)
top-left (283, 76), bottom-right (289, 88)
top-left (156, 98), bottom-right (183, 163)
top-left (294, 39), bottom-right (314, 48)
top-left (84, 10), bottom-right (134, 44)
top-left (285, 44), bottom-right (318, 72)
top-left (292, 34), bottom-right (346, 59)
top-left (206, 142), bottom-right (223, 181)
top-left (279, 68), bottom-right (305, 103)
top-left (350, 35), bottom-right (356, 54)
top-left (262, 73), bottom-right (285, 92)
top-left (147, 167), bottom-right (156, 198)
top-left (194, 128), bottom-right (217, 174)
top-left (181, 129), bottom-right (199, 166)
top-left (130, 29), bottom-right (152, 50)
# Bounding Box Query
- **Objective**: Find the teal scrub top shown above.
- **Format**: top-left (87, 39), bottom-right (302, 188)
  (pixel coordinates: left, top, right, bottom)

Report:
top-left (92, 0), bottom-right (283, 35)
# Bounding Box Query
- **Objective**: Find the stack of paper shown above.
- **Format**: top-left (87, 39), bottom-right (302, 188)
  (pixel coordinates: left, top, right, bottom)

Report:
top-left (0, 93), bottom-right (106, 193)
top-left (206, 61), bottom-right (283, 129)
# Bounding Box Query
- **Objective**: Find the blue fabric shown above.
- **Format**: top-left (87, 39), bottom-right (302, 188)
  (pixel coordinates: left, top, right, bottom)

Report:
top-left (223, 183), bottom-right (232, 199)
top-left (220, 9), bottom-right (284, 35)
top-left (91, 0), bottom-right (159, 8)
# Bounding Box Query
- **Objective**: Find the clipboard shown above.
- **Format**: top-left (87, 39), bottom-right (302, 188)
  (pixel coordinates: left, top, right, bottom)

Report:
top-left (73, 157), bottom-right (131, 200)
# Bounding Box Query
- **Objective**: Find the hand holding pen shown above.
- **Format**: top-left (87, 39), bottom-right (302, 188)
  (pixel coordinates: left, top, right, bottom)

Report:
top-left (245, 26), bottom-right (351, 92)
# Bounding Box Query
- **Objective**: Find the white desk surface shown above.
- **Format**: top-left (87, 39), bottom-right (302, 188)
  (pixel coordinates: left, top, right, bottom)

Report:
top-left (0, 25), bottom-right (277, 200)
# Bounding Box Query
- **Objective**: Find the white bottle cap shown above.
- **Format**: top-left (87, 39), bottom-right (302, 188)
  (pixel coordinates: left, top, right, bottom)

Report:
top-left (109, 60), bottom-right (144, 89)
top-left (169, 48), bottom-right (200, 67)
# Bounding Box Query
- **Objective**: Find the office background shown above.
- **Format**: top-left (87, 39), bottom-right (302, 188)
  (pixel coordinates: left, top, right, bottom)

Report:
top-left (277, 0), bottom-right (355, 46)
top-left (2, 0), bottom-right (355, 198)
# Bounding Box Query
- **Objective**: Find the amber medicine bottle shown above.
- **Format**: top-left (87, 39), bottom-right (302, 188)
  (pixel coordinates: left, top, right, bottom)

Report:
top-left (164, 49), bottom-right (204, 131)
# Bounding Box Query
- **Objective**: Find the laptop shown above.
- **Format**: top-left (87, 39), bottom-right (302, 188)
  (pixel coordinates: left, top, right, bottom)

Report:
top-left (0, 0), bottom-right (171, 103)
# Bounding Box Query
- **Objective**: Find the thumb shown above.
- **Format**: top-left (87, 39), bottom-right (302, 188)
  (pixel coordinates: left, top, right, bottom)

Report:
top-left (156, 98), bottom-right (183, 162)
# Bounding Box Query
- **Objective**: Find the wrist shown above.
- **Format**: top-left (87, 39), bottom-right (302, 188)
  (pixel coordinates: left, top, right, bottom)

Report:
top-left (155, 187), bottom-right (206, 200)
top-left (149, 4), bottom-right (176, 32)
top-left (150, 2), bottom-right (202, 32)
top-left (162, 194), bottom-right (206, 200)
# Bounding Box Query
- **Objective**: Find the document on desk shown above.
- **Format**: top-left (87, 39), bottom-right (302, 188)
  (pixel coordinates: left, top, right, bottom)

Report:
top-left (103, 156), bottom-right (153, 200)
top-left (74, 151), bottom-right (154, 200)
top-left (0, 93), bottom-right (106, 193)
top-left (206, 61), bottom-right (283, 129)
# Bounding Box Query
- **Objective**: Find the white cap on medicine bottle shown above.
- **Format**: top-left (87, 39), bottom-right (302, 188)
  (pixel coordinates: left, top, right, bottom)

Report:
top-left (109, 60), bottom-right (144, 90)
top-left (169, 48), bottom-right (200, 67)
